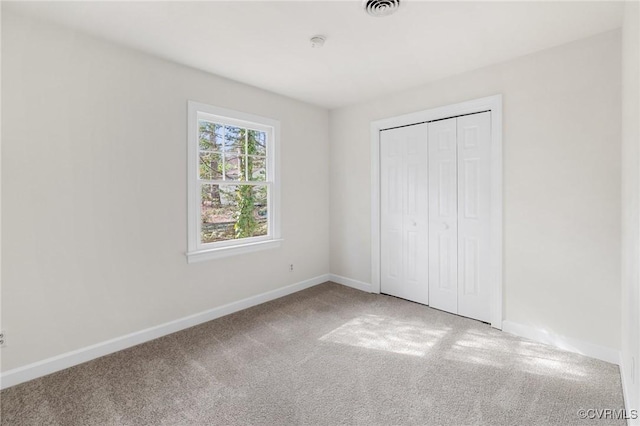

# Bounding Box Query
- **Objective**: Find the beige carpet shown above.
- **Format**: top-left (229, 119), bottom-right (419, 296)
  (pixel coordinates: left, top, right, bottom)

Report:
top-left (0, 282), bottom-right (625, 425)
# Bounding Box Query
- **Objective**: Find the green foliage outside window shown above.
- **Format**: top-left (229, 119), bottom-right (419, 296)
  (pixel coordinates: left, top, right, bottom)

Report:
top-left (198, 121), bottom-right (268, 243)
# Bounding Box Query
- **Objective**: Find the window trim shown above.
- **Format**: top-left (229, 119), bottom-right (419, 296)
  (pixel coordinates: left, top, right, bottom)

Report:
top-left (186, 101), bottom-right (282, 263)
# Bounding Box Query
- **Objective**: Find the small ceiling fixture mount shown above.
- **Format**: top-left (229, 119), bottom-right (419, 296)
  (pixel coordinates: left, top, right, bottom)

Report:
top-left (363, 0), bottom-right (401, 17)
top-left (310, 35), bottom-right (326, 48)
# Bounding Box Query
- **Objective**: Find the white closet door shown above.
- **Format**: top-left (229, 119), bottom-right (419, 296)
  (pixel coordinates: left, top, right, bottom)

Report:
top-left (380, 124), bottom-right (429, 305)
top-left (457, 112), bottom-right (491, 322)
top-left (428, 118), bottom-right (458, 314)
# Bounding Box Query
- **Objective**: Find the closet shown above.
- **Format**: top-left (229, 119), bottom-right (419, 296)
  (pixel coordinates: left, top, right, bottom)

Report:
top-left (380, 111), bottom-right (491, 323)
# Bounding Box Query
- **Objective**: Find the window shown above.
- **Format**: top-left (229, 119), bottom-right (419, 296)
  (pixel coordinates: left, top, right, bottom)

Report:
top-left (187, 101), bottom-right (281, 262)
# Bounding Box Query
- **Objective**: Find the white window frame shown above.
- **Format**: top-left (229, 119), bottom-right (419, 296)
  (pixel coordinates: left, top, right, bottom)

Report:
top-left (186, 101), bottom-right (282, 263)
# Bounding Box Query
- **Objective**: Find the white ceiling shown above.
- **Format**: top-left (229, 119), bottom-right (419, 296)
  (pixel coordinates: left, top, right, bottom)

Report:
top-left (5, 1), bottom-right (624, 109)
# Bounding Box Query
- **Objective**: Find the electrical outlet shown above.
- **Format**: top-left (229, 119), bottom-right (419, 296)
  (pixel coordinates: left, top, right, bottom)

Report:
top-left (289, 264), bottom-right (294, 272)
top-left (0, 331), bottom-right (5, 347)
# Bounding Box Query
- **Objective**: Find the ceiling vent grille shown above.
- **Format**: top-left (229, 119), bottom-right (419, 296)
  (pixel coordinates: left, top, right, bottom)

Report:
top-left (364, 0), bottom-right (401, 17)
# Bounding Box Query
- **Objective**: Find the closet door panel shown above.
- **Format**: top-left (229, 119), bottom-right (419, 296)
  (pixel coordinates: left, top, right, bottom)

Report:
top-left (380, 124), bottom-right (429, 304)
top-left (381, 129), bottom-right (404, 298)
top-left (457, 112), bottom-right (491, 322)
top-left (404, 130), bottom-right (429, 304)
top-left (428, 118), bottom-right (458, 314)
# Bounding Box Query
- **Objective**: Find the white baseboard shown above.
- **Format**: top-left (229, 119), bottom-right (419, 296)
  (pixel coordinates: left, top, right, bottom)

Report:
top-left (329, 274), bottom-right (374, 293)
top-left (502, 320), bottom-right (620, 365)
top-left (0, 274), bottom-right (330, 390)
top-left (620, 356), bottom-right (639, 423)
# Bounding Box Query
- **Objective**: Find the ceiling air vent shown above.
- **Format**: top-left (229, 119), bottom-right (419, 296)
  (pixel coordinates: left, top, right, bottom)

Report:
top-left (364, 0), bottom-right (401, 17)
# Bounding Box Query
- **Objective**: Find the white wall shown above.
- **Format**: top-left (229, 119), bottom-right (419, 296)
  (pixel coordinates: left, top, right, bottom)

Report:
top-left (0, 2), bottom-right (3, 373)
top-left (1, 10), bottom-right (330, 372)
top-left (330, 30), bottom-right (622, 351)
top-left (621, 0), bottom-right (640, 415)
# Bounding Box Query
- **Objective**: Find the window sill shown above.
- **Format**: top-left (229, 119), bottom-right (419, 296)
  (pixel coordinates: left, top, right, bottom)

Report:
top-left (186, 239), bottom-right (283, 263)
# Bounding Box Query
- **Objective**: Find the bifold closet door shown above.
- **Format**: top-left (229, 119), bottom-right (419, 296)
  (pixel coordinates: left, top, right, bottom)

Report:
top-left (457, 112), bottom-right (491, 323)
top-left (427, 118), bottom-right (458, 314)
top-left (428, 112), bottom-right (491, 322)
top-left (380, 123), bottom-right (429, 305)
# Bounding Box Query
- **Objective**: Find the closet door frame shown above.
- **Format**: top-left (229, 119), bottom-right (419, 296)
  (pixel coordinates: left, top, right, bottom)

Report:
top-left (370, 94), bottom-right (503, 330)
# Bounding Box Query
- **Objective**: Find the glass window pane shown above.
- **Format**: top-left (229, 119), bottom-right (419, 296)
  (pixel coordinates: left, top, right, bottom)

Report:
top-left (199, 152), bottom-right (222, 180)
top-left (247, 156), bottom-right (266, 181)
top-left (201, 184), bottom-right (238, 244)
top-left (253, 185), bottom-right (269, 237)
top-left (199, 120), bottom-right (223, 151)
top-left (224, 155), bottom-right (243, 181)
top-left (224, 125), bottom-right (245, 154)
top-left (247, 130), bottom-right (267, 156)
top-left (201, 184), bottom-right (268, 244)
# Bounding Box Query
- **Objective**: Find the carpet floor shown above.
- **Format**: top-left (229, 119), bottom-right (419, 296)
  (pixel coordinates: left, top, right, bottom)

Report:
top-left (0, 282), bottom-right (625, 425)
